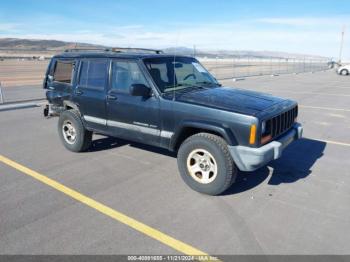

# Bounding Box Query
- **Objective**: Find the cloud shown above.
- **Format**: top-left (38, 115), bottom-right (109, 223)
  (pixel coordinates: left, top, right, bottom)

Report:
top-left (1, 18), bottom-right (349, 59)
top-left (0, 23), bottom-right (19, 32)
top-left (257, 17), bottom-right (349, 27)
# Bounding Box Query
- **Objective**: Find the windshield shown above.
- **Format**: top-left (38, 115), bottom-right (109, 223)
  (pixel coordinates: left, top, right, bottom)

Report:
top-left (143, 57), bottom-right (219, 93)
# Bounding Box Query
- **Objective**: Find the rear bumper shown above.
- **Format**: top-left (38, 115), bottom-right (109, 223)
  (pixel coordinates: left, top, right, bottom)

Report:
top-left (228, 123), bottom-right (303, 172)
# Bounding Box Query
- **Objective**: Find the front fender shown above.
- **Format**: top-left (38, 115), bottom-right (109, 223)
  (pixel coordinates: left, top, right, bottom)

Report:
top-left (170, 120), bottom-right (238, 150)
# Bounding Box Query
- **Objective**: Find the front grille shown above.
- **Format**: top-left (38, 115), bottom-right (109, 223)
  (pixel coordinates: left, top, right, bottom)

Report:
top-left (267, 106), bottom-right (298, 139)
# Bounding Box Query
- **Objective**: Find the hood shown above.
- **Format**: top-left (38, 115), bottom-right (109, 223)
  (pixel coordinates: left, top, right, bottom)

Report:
top-left (174, 86), bottom-right (286, 116)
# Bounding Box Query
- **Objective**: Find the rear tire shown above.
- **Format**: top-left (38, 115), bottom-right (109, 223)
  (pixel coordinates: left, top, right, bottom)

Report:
top-left (177, 133), bottom-right (237, 195)
top-left (58, 110), bottom-right (92, 152)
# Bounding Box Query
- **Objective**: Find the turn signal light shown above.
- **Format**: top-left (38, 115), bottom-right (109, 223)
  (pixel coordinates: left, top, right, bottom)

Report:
top-left (249, 124), bottom-right (256, 145)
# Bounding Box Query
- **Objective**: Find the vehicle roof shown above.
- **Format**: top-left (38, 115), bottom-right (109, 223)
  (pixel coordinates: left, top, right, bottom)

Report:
top-left (53, 51), bottom-right (192, 60)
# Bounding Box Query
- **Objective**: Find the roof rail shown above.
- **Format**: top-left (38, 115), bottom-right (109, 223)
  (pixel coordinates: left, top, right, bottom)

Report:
top-left (64, 47), bottom-right (164, 54)
top-left (64, 48), bottom-right (108, 53)
top-left (110, 47), bottom-right (163, 54)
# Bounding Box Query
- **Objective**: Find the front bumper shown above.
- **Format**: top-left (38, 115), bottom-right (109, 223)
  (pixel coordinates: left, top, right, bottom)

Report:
top-left (228, 123), bottom-right (303, 172)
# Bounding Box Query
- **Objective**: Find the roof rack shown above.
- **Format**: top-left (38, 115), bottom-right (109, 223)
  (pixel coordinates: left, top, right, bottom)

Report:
top-left (64, 48), bottom-right (108, 53)
top-left (110, 47), bottom-right (163, 54)
top-left (64, 47), bottom-right (164, 54)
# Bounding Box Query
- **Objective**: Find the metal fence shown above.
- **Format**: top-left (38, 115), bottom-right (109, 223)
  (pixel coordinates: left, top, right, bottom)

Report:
top-left (0, 56), bottom-right (331, 105)
top-left (199, 57), bottom-right (330, 80)
top-left (0, 59), bottom-right (48, 104)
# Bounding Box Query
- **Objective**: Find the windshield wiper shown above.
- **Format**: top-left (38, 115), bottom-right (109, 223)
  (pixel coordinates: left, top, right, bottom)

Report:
top-left (164, 83), bottom-right (183, 89)
top-left (163, 83), bottom-right (191, 93)
top-left (164, 83), bottom-right (204, 92)
top-left (195, 81), bottom-right (220, 87)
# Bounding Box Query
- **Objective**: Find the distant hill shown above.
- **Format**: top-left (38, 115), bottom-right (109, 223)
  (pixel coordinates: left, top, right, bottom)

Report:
top-left (0, 38), bottom-right (329, 60)
top-left (0, 38), bottom-right (104, 51)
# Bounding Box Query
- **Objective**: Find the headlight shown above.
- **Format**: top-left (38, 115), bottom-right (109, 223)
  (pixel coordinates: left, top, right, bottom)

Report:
top-left (261, 121), bottom-right (266, 134)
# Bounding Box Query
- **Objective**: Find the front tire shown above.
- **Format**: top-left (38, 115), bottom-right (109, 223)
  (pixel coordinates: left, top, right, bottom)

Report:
top-left (340, 69), bottom-right (349, 76)
top-left (58, 110), bottom-right (92, 152)
top-left (177, 133), bottom-right (237, 195)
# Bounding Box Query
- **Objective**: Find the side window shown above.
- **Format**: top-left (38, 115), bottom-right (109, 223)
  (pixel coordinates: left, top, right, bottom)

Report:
top-left (144, 61), bottom-right (170, 91)
top-left (111, 60), bottom-right (147, 93)
top-left (53, 60), bottom-right (74, 84)
top-left (148, 63), bottom-right (169, 83)
top-left (79, 60), bottom-right (108, 90)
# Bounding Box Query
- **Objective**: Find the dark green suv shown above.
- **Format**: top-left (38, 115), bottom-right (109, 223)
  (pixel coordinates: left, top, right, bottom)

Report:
top-left (44, 48), bottom-right (303, 195)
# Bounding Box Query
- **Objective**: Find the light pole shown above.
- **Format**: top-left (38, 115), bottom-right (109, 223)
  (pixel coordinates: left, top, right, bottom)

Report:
top-left (339, 25), bottom-right (346, 64)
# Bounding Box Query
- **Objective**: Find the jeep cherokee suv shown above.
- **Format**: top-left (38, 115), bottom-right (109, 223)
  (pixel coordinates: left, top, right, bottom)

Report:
top-left (43, 48), bottom-right (303, 195)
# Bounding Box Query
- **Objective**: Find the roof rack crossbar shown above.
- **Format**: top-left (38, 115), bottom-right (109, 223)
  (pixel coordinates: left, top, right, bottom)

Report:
top-left (111, 47), bottom-right (163, 54)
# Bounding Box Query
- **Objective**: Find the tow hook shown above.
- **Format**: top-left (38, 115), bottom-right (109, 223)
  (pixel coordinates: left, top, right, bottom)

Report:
top-left (43, 104), bottom-right (60, 118)
top-left (43, 104), bottom-right (50, 118)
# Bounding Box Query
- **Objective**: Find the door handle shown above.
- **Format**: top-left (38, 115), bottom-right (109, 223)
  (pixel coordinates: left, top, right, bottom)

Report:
top-left (75, 90), bottom-right (84, 95)
top-left (107, 94), bottom-right (118, 100)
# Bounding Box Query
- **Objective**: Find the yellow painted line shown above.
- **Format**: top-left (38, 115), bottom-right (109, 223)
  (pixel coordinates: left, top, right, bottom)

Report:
top-left (0, 154), bottom-right (217, 260)
top-left (300, 105), bottom-right (350, 112)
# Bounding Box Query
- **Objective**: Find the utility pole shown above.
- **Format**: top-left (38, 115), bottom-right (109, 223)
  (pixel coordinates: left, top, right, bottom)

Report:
top-left (339, 25), bottom-right (346, 64)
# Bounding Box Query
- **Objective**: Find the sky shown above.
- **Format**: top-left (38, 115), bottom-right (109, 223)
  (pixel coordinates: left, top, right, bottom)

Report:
top-left (0, 0), bottom-right (350, 59)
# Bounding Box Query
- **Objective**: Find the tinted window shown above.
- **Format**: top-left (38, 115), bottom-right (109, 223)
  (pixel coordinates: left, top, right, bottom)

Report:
top-left (53, 60), bottom-right (74, 84)
top-left (143, 57), bottom-right (218, 92)
top-left (111, 61), bottom-right (147, 92)
top-left (79, 60), bottom-right (108, 90)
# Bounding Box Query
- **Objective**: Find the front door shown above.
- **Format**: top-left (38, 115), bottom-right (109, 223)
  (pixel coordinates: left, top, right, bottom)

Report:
top-left (107, 59), bottom-right (161, 146)
top-left (73, 59), bottom-right (109, 132)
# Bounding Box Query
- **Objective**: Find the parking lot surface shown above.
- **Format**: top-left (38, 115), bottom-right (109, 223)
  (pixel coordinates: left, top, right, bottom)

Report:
top-left (0, 71), bottom-right (349, 256)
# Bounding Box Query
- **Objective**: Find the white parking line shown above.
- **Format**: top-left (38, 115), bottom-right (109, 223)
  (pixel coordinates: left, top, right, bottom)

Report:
top-left (300, 105), bottom-right (350, 112)
top-left (314, 139), bottom-right (350, 147)
top-left (263, 90), bottom-right (350, 97)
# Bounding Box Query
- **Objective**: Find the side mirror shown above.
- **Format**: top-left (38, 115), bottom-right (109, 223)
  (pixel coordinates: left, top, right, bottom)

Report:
top-left (130, 84), bottom-right (151, 97)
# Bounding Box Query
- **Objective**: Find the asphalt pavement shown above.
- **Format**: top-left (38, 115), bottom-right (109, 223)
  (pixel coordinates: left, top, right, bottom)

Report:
top-left (0, 70), bottom-right (349, 256)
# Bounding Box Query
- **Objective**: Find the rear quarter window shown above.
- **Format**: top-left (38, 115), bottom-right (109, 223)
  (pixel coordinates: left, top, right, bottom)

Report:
top-left (53, 60), bottom-right (74, 84)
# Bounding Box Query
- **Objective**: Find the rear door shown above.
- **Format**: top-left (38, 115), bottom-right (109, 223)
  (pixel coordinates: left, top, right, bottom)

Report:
top-left (46, 59), bottom-right (75, 103)
top-left (106, 59), bottom-right (161, 146)
top-left (73, 58), bottom-right (109, 131)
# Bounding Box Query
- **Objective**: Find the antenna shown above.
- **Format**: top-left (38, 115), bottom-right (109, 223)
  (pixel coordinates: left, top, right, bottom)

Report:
top-left (173, 31), bottom-right (181, 101)
top-left (339, 25), bottom-right (346, 64)
top-left (173, 48), bottom-right (177, 101)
